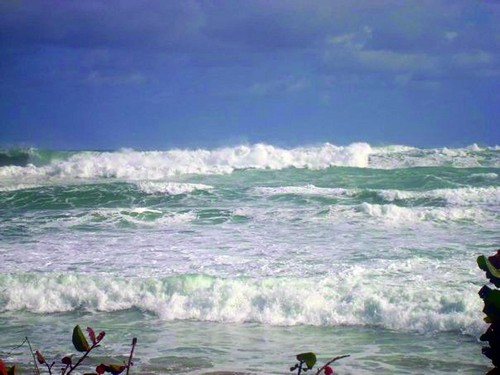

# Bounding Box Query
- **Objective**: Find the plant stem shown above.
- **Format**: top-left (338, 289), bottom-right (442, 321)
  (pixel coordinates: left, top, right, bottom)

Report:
top-left (66, 343), bottom-right (98, 375)
top-left (125, 338), bottom-right (137, 375)
top-left (314, 355), bottom-right (350, 375)
top-left (61, 363), bottom-right (70, 375)
top-left (26, 337), bottom-right (41, 375)
top-left (44, 361), bottom-right (54, 375)
top-left (297, 360), bottom-right (304, 375)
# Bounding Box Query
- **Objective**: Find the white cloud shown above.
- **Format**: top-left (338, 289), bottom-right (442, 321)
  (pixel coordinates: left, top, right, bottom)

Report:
top-left (322, 24), bottom-right (500, 85)
top-left (444, 31), bottom-right (458, 41)
top-left (249, 76), bottom-right (309, 96)
top-left (356, 50), bottom-right (436, 72)
top-left (451, 51), bottom-right (495, 67)
top-left (86, 71), bottom-right (145, 85)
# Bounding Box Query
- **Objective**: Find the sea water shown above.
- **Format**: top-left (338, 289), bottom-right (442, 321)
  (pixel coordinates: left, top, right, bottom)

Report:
top-left (0, 143), bottom-right (498, 374)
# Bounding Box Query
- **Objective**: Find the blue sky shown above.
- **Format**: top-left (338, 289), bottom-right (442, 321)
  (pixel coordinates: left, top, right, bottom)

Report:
top-left (0, 0), bottom-right (499, 149)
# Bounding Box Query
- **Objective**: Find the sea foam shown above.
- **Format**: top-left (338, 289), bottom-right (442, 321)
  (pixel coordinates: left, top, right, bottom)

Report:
top-left (376, 187), bottom-right (500, 206)
top-left (0, 272), bottom-right (483, 336)
top-left (253, 185), bottom-right (350, 196)
top-left (0, 143), bottom-right (498, 186)
top-left (45, 143), bottom-right (372, 179)
top-left (355, 203), bottom-right (488, 223)
top-left (136, 182), bottom-right (214, 195)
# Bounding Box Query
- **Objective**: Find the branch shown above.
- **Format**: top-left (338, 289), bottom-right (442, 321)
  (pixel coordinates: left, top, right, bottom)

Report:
top-left (314, 355), bottom-right (350, 375)
top-left (26, 337), bottom-right (41, 375)
top-left (125, 338), bottom-right (137, 375)
top-left (66, 342), bottom-right (99, 375)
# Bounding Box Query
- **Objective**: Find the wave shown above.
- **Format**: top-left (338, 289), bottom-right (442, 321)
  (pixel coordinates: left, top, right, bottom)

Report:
top-left (375, 186), bottom-right (500, 206)
top-left (136, 182), bottom-right (214, 195)
top-left (0, 183), bottom-right (46, 192)
top-left (0, 148), bottom-right (32, 167)
top-left (469, 172), bottom-right (498, 180)
top-left (0, 143), bottom-right (498, 182)
top-left (37, 208), bottom-right (197, 228)
top-left (0, 272), bottom-right (483, 336)
top-left (369, 143), bottom-right (499, 169)
top-left (254, 185), bottom-right (500, 207)
top-left (253, 185), bottom-right (349, 196)
top-left (353, 203), bottom-right (489, 223)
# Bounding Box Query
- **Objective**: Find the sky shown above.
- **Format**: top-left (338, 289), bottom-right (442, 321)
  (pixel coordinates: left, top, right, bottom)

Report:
top-left (0, 0), bottom-right (499, 150)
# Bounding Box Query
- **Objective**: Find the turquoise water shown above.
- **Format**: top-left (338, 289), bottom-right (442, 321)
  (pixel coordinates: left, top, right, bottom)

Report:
top-left (0, 143), bottom-right (498, 373)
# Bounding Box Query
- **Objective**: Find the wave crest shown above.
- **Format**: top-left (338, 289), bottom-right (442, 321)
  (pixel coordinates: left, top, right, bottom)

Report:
top-left (0, 272), bottom-right (482, 335)
top-left (1, 143), bottom-right (372, 182)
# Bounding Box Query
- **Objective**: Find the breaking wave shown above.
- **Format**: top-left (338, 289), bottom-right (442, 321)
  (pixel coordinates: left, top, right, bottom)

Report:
top-left (0, 143), bottom-right (498, 184)
top-left (0, 272), bottom-right (483, 336)
top-left (136, 182), bottom-right (214, 195)
top-left (354, 203), bottom-right (489, 223)
top-left (254, 185), bottom-right (500, 207)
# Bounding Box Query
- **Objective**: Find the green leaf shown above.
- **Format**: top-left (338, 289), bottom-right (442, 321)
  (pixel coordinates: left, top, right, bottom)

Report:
top-left (72, 325), bottom-right (90, 352)
top-left (484, 258), bottom-right (500, 279)
top-left (296, 352), bottom-right (317, 369)
top-left (482, 289), bottom-right (500, 321)
top-left (108, 365), bottom-right (127, 375)
top-left (478, 255), bottom-right (488, 271)
top-left (6, 366), bottom-right (15, 375)
top-left (478, 255), bottom-right (500, 287)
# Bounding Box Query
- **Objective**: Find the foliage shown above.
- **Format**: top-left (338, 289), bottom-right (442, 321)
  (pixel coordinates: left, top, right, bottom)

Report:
top-left (289, 352), bottom-right (349, 375)
top-left (478, 250), bottom-right (500, 374)
top-left (0, 359), bottom-right (15, 375)
top-left (1, 324), bottom-right (352, 374)
top-left (0, 325), bottom-right (137, 375)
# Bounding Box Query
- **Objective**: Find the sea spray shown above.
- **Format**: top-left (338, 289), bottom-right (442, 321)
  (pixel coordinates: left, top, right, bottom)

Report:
top-left (0, 272), bottom-right (484, 336)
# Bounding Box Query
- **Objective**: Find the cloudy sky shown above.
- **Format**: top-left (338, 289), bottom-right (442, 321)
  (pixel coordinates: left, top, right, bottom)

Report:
top-left (1, 0), bottom-right (499, 149)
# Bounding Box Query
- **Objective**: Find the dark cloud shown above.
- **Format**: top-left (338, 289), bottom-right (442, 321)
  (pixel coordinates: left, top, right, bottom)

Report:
top-left (0, 0), bottom-right (205, 50)
top-left (200, 0), bottom-right (336, 51)
top-left (2, 1), bottom-right (498, 54)
top-left (0, 0), bottom-right (499, 89)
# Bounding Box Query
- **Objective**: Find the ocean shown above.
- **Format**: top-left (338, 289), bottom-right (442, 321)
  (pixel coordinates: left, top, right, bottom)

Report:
top-left (0, 143), bottom-right (498, 374)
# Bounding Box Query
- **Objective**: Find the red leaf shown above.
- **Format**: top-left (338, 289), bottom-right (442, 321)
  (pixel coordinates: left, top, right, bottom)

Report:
top-left (0, 359), bottom-right (8, 375)
top-left (96, 331), bottom-right (106, 342)
top-left (95, 364), bottom-right (127, 375)
top-left (324, 365), bottom-right (334, 375)
top-left (87, 327), bottom-right (97, 344)
top-left (61, 356), bottom-right (72, 366)
top-left (35, 351), bottom-right (46, 365)
top-left (488, 250), bottom-right (500, 269)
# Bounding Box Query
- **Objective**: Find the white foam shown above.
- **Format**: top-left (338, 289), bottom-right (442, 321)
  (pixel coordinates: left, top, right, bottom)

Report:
top-left (0, 144), bottom-right (498, 185)
top-left (38, 208), bottom-right (196, 228)
top-left (371, 145), bottom-right (418, 153)
top-left (369, 145), bottom-right (499, 168)
top-left (470, 172), bottom-right (498, 180)
top-left (136, 182), bottom-right (214, 195)
top-left (0, 183), bottom-right (45, 192)
top-left (355, 202), bottom-right (488, 223)
top-left (0, 143), bottom-right (373, 181)
top-left (0, 272), bottom-right (483, 335)
top-left (377, 187), bottom-right (500, 206)
top-left (253, 185), bottom-right (349, 196)
top-left (0, 164), bottom-right (40, 177)
top-left (253, 186), bottom-right (500, 210)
